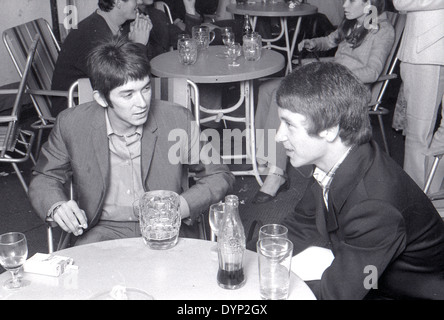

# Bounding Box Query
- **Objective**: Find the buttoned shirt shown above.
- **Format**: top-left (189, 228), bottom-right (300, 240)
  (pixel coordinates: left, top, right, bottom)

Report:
top-left (313, 147), bottom-right (353, 209)
top-left (101, 109), bottom-right (145, 221)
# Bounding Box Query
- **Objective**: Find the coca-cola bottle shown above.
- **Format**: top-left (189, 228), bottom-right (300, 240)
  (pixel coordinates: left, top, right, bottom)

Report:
top-left (217, 195), bottom-right (246, 289)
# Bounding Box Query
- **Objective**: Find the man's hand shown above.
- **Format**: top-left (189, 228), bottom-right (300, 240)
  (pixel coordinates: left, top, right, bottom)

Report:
top-left (53, 200), bottom-right (88, 236)
top-left (129, 13), bottom-right (153, 46)
top-left (298, 39), bottom-right (316, 52)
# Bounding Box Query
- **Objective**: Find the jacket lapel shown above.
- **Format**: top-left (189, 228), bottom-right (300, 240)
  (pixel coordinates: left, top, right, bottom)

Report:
top-left (141, 109), bottom-right (158, 189)
top-left (90, 107), bottom-right (109, 190)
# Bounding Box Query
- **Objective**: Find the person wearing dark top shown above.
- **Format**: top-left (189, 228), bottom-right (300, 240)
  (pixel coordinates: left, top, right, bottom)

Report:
top-left (138, 0), bottom-right (202, 57)
top-left (50, 0), bottom-right (152, 117)
top-left (275, 62), bottom-right (444, 300)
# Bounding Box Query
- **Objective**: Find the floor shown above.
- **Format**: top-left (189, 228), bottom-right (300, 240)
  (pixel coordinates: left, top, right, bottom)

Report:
top-left (0, 77), bottom-right (405, 274)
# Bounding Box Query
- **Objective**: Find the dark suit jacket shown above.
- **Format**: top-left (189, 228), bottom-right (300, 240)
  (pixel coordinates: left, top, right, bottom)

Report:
top-left (29, 99), bottom-right (234, 230)
top-left (283, 141), bottom-right (444, 300)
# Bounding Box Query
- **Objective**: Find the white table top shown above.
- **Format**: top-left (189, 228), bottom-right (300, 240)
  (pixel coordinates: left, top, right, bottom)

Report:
top-left (150, 46), bottom-right (285, 84)
top-left (226, 2), bottom-right (317, 18)
top-left (0, 238), bottom-right (316, 300)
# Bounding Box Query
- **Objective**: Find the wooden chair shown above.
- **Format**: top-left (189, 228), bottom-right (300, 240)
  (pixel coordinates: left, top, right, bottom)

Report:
top-left (368, 12), bottom-right (407, 154)
top-left (2, 18), bottom-right (73, 157)
top-left (0, 35), bottom-right (39, 194)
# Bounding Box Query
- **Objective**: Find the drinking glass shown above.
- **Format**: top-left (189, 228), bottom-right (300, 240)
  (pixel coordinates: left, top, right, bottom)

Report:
top-left (136, 190), bottom-right (181, 250)
top-left (0, 232), bottom-right (30, 289)
top-left (258, 224), bottom-right (288, 240)
top-left (192, 25), bottom-right (215, 51)
top-left (227, 43), bottom-right (241, 67)
top-left (177, 33), bottom-right (190, 50)
top-left (243, 32), bottom-right (262, 61)
top-left (178, 38), bottom-right (198, 65)
top-left (257, 237), bottom-right (293, 300)
top-left (209, 202), bottom-right (226, 242)
top-left (222, 31), bottom-right (235, 54)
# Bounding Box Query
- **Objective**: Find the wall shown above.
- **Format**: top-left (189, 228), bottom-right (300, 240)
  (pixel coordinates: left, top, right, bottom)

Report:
top-left (0, 0), bottom-right (97, 87)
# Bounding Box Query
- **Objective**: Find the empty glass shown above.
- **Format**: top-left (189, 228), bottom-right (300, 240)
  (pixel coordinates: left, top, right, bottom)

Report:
top-left (0, 232), bottom-right (30, 289)
top-left (209, 202), bottom-right (226, 242)
top-left (178, 38), bottom-right (198, 65)
top-left (243, 32), bottom-right (262, 61)
top-left (258, 224), bottom-right (288, 240)
top-left (227, 42), bottom-right (241, 67)
top-left (257, 237), bottom-right (293, 300)
top-left (192, 25), bottom-right (215, 51)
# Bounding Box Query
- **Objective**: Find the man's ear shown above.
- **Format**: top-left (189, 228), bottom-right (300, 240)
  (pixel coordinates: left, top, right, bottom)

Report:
top-left (93, 90), bottom-right (108, 108)
top-left (319, 125), bottom-right (340, 142)
top-left (115, 0), bottom-right (121, 9)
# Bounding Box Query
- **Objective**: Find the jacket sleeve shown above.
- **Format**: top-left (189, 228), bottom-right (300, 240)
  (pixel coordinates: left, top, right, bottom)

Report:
top-left (313, 200), bottom-right (407, 300)
top-left (179, 111), bottom-right (235, 222)
top-left (28, 113), bottom-right (72, 222)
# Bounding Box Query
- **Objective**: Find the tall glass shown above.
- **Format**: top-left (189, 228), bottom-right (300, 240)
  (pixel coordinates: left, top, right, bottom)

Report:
top-left (243, 32), bottom-right (262, 61)
top-left (0, 232), bottom-right (30, 289)
top-left (178, 38), bottom-right (198, 65)
top-left (257, 237), bottom-right (293, 300)
top-left (258, 224), bottom-right (288, 240)
top-left (227, 42), bottom-right (241, 67)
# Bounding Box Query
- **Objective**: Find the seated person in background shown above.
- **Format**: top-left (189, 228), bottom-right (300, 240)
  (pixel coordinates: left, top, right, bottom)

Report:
top-left (29, 36), bottom-right (235, 246)
top-left (253, 0), bottom-right (394, 203)
top-left (137, 0), bottom-right (202, 56)
top-left (51, 0), bottom-right (153, 117)
top-left (277, 62), bottom-right (444, 300)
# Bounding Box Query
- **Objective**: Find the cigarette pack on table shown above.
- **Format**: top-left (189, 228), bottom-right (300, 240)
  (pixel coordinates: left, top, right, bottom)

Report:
top-left (23, 253), bottom-right (75, 277)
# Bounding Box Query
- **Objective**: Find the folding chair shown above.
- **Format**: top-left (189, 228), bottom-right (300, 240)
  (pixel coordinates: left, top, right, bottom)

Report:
top-left (0, 34), bottom-right (38, 194)
top-left (2, 18), bottom-right (73, 157)
top-left (368, 12), bottom-right (407, 155)
top-left (154, 1), bottom-right (174, 24)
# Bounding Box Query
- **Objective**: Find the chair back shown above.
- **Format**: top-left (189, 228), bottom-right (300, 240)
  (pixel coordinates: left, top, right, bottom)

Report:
top-left (154, 1), bottom-right (174, 24)
top-left (369, 12), bottom-right (406, 110)
top-left (0, 34), bottom-right (40, 157)
top-left (3, 18), bottom-right (60, 123)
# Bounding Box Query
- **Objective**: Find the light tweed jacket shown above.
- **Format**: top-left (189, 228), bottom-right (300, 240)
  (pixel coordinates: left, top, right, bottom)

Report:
top-left (393, 0), bottom-right (444, 66)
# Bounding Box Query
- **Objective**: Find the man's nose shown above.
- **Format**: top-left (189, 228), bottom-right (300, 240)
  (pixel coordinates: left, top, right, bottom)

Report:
top-left (275, 123), bottom-right (286, 143)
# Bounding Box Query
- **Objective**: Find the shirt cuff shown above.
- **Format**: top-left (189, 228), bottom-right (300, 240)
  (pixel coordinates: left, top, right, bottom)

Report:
top-left (46, 201), bottom-right (66, 222)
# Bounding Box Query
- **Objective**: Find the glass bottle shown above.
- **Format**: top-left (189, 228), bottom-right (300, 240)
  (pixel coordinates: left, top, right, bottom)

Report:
top-left (242, 15), bottom-right (252, 37)
top-left (217, 195), bottom-right (246, 289)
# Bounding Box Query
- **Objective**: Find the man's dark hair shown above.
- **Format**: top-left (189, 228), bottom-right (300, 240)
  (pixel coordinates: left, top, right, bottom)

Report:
top-left (87, 35), bottom-right (151, 103)
top-left (98, 0), bottom-right (128, 12)
top-left (276, 62), bottom-right (372, 146)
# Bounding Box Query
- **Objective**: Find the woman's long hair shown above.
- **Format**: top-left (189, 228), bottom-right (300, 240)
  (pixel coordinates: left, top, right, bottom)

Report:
top-left (334, 0), bottom-right (386, 49)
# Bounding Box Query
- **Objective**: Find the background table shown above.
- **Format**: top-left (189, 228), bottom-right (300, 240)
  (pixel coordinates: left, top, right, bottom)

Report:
top-left (0, 238), bottom-right (316, 300)
top-left (227, 1), bottom-right (317, 74)
top-left (151, 46), bottom-right (285, 185)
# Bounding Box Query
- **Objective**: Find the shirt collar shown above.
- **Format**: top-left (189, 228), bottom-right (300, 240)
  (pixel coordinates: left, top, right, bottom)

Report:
top-left (105, 108), bottom-right (142, 138)
top-left (97, 9), bottom-right (121, 36)
top-left (313, 146), bottom-right (354, 191)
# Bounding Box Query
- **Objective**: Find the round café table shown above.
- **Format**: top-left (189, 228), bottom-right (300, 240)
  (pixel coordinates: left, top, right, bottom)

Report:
top-left (0, 238), bottom-right (316, 300)
top-left (227, 1), bottom-right (317, 74)
top-left (150, 46), bottom-right (285, 185)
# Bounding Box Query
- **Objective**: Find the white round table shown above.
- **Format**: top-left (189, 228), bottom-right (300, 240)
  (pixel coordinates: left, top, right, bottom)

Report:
top-left (150, 46), bottom-right (285, 186)
top-left (0, 238), bottom-right (316, 300)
